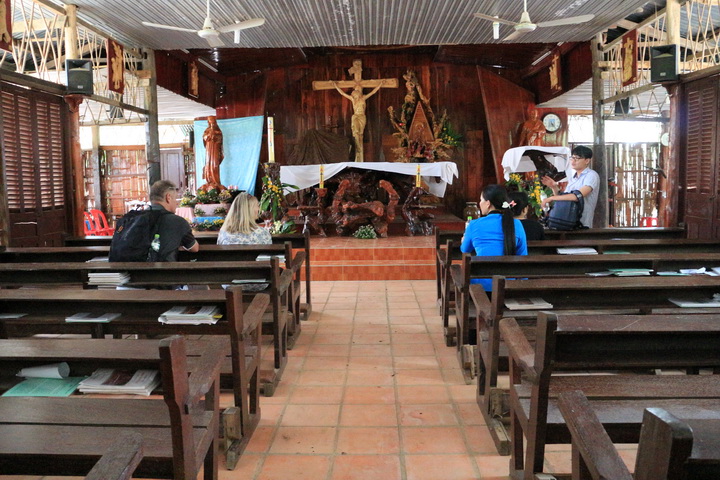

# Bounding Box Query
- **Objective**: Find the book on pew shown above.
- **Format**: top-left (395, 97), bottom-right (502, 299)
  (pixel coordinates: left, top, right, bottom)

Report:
top-left (65, 312), bottom-right (121, 323)
top-left (87, 272), bottom-right (130, 286)
top-left (86, 256), bottom-right (109, 262)
top-left (505, 298), bottom-right (554, 310)
top-left (231, 278), bottom-right (268, 285)
top-left (0, 313), bottom-right (27, 319)
top-left (158, 305), bottom-right (221, 325)
top-left (256, 254), bottom-right (286, 263)
top-left (556, 247), bottom-right (598, 255)
top-left (668, 295), bottom-right (720, 308)
top-left (3, 377), bottom-right (85, 397)
top-left (78, 368), bottom-right (160, 396)
top-left (608, 268), bottom-right (653, 276)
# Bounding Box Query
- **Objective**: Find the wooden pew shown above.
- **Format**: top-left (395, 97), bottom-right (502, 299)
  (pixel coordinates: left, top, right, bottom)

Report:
top-left (558, 390), bottom-right (720, 480)
top-left (502, 312), bottom-right (720, 480)
top-left (0, 335), bottom-right (223, 479)
top-left (542, 226), bottom-right (686, 240)
top-left (0, 288), bottom-right (270, 468)
top-left (0, 243), bottom-right (305, 345)
top-left (472, 274), bottom-right (720, 456)
top-left (0, 258), bottom-right (296, 392)
top-left (86, 432), bottom-right (144, 480)
top-left (450, 252), bottom-right (720, 374)
top-left (62, 230), bottom-right (314, 320)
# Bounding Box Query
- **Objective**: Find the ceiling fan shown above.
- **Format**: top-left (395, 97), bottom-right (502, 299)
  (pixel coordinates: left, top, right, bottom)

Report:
top-left (142, 0), bottom-right (265, 47)
top-left (474, 0), bottom-right (594, 41)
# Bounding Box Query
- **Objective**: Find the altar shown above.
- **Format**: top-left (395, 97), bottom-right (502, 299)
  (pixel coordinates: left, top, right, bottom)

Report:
top-left (280, 161), bottom-right (459, 197)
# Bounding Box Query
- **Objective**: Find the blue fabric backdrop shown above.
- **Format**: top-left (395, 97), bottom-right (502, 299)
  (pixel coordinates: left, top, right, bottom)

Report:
top-left (194, 116), bottom-right (264, 195)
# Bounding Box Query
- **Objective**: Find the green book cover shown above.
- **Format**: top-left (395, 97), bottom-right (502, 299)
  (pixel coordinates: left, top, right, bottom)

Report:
top-left (2, 377), bottom-right (86, 397)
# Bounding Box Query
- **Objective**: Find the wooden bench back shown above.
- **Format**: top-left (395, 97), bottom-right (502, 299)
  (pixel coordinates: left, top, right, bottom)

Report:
top-left (543, 226), bottom-right (686, 240)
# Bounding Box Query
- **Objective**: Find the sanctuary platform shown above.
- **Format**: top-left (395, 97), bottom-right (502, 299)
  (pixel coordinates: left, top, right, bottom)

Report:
top-left (309, 235), bottom-right (435, 281)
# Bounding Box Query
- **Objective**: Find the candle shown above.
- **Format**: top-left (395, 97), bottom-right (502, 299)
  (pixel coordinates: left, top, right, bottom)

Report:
top-left (415, 164), bottom-right (421, 187)
top-left (267, 117), bottom-right (275, 163)
top-left (319, 165), bottom-right (324, 189)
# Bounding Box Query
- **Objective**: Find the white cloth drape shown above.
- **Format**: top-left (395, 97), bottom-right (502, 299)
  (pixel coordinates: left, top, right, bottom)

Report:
top-left (280, 161), bottom-right (459, 197)
top-left (501, 146), bottom-right (572, 181)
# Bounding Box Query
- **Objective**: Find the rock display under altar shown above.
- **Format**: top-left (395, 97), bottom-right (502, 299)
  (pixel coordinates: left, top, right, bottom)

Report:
top-left (281, 162), bottom-right (459, 237)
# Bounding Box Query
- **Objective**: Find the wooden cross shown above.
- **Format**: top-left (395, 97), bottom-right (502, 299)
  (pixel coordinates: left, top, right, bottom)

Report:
top-left (313, 59), bottom-right (398, 162)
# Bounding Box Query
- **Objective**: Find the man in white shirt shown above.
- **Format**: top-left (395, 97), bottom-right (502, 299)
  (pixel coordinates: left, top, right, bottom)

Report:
top-left (541, 146), bottom-right (599, 228)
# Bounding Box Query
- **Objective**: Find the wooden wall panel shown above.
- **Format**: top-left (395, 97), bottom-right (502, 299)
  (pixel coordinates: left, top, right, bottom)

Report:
top-left (215, 53), bottom-right (532, 216)
top-left (477, 66), bottom-right (535, 183)
top-left (155, 51), bottom-right (217, 108)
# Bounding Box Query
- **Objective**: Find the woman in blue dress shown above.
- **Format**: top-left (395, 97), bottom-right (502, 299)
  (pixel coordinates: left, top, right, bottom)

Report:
top-left (460, 184), bottom-right (528, 291)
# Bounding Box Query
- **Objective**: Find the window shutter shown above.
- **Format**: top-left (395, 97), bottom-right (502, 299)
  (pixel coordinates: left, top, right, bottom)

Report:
top-left (685, 81), bottom-right (718, 194)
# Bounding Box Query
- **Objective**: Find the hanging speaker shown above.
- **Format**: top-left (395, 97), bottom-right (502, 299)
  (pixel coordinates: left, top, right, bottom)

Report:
top-left (650, 45), bottom-right (678, 83)
top-left (66, 59), bottom-right (93, 95)
top-left (614, 98), bottom-right (630, 115)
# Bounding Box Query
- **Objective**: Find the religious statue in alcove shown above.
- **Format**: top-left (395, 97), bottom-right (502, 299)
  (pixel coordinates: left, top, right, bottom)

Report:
top-left (199, 116), bottom-right (226, 192)
top-left (387, 70), bottom-right (462, 162)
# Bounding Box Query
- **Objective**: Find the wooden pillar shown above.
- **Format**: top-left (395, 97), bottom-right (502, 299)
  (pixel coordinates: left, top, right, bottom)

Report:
top-left (64, 4), bottom-right (84, 236)
top-left (143, 48), bottom-right (161, 187)
top-left (91, 125), bottom-right (102, 210)
top-left (662, 0), bottom-right (682, 227)
top-left (591, 34), bottom-right (608, 228)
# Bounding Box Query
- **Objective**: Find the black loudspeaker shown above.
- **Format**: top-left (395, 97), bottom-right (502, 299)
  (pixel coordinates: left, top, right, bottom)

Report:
top-left (66, 59), bottom-right (93, 94)
top-left (614, 97), bottom-right (630, 115)
top-left (650, 45), bottom-right (678, 83)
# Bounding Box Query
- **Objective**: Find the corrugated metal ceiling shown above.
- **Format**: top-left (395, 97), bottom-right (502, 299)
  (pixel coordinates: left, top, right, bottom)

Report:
top-left (53, 0), bottom-right (654, 50)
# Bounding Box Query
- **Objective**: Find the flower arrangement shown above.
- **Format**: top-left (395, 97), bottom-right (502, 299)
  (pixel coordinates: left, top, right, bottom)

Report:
top-left (179, 190), bottom-right (197, 207)
top-left (195, 188), bottom-right (221, 204)
top-left (505, 173), bottom-right (552, 218)
top-left (353, 224), bottom-right (377, 239)
top-left (193, 207), bottom-right (205, 217)
top-left (260, 176), bottom-right (298, 222)
top-left (213, 206), bottom-right (227, 216)
top-left (268, 220), bottom-right (296, 235)
top-left (191, 218), bottom-right (224, 231)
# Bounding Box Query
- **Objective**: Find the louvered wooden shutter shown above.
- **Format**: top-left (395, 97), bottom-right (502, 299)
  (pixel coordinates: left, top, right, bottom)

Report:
top-left (685, 80), bottom-right (718, 194)
top-left (1, 85), bottom-right (65, 213)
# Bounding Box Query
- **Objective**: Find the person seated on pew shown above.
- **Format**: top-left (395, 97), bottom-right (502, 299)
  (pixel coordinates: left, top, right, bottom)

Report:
top-left (508, 190), bottom-right (545, 241)
top-left (461, 184), bottom-right (528, 291)
top-left (150, 180), bottom-right (199, 260)
top-left (218, 192), bottom-right (272, 292)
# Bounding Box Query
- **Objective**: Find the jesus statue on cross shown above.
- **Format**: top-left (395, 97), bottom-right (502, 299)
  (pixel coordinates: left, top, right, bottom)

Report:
top-left (313, 59), bottom-right (398, 162)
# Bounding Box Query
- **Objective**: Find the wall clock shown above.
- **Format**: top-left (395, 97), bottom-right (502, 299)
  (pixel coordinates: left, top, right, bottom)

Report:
top-left (542, 113), bottom-right (562, 133)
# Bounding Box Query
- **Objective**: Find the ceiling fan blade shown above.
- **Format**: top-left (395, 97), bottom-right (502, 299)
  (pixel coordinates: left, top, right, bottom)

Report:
top-left (205, 35), bottom-right (225, 48)
top-left (503, 30), bottom-right (528, 42)
top-left (141, 21), bottom-right (197, 33)
top-left (473, 13), bottom-right (516, 26)
top-left (217, 18), bottom-right (265, 34)
top-left (537, 14), bottom-right (595, 28)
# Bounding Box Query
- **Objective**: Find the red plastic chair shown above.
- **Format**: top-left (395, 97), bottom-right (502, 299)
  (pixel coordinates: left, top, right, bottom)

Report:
top-left (640, 217), bottom-right (658, 227)
top-left (83, 211), bottom-right (99, 235)
top-left (90, 209), bottom-right (115, 236)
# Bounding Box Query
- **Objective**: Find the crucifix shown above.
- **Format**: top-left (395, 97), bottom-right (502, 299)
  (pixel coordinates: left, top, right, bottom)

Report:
top-left (313, 59), bottom-right (398, 162)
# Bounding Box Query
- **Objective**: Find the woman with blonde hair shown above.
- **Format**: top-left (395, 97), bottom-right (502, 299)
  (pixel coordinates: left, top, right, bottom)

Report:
top-left (218, 192), bottom-right (272, 291)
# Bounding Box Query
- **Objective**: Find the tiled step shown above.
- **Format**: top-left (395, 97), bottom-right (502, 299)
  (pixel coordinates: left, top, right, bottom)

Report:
top-left (306, 236), bottom-right (435, 281)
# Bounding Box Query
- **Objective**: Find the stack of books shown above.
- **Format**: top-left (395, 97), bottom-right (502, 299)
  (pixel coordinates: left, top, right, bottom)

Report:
top-left (78, 368), bottom-right (160, 396)
top-left (65, 312), bottom-right (121, 323)
top-left (505, 298), bottom-right (554, 310)
top-left (158, 305), bottom-right (221, 325)
top-left (87, 272), bottom-right (130, 287)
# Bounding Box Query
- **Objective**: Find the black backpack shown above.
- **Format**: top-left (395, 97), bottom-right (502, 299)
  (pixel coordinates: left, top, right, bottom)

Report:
top-left (109, 209), bottom-right (170, 262)
top-left (546, 190), bottom-right (585, 231)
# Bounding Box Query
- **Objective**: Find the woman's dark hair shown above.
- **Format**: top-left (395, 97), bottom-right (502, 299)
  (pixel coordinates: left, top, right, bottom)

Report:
top-left (481, 184), bottom-right (516, 255)
top-left (508, 191), bottom-right (529, 217)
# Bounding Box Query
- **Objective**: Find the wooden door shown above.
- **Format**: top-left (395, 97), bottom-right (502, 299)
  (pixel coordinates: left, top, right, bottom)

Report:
top-left (1, 84), bottom-right (68, 247)
top-left (160, 148), bottom-right (185, 190)
top-left (683, 75), bottom-right (720, 239)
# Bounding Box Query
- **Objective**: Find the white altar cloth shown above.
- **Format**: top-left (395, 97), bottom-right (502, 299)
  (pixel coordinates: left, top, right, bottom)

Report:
top-left (280, 161), bottom-right (459, 197)
top-left (501, 146), bottom-right (571, 181)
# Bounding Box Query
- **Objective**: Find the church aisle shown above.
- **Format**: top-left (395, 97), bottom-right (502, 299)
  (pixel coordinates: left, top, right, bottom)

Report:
top-left (222, 280), bottom-right (512, 480)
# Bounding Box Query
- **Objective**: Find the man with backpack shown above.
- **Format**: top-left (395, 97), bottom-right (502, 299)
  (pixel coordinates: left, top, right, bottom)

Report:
top-left (109, 180), bottom-right (198, 262)
top-left (540, 145), bottom-right (599, 228)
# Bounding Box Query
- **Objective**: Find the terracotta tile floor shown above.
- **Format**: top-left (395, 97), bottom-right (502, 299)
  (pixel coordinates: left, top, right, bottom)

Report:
top-left (225, 279), bottom-right (517, 480)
